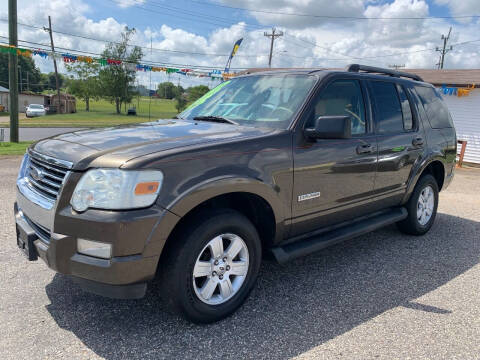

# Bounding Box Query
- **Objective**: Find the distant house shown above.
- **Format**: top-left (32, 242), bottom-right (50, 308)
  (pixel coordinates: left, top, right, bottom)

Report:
top-left (0, 87), bottom-right (77, 114)
top-left (47, 93), bottom-right (76, 114)
top-left (0, 86), bottom-right (47, 112)
top-left (0, 85), bottom-right (9, 112)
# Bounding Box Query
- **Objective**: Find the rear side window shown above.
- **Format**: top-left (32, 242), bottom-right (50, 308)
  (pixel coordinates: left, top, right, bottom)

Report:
top-left (369, 81), bottom-right (403, 134)
top-left (415, 86), bottom-right (453, 129)
top-left (396, 85), bottom-right (414, 131)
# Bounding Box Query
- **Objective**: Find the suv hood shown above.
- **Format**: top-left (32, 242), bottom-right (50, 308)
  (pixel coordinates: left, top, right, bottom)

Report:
top-left (31, 119), bottom-right (275, 170)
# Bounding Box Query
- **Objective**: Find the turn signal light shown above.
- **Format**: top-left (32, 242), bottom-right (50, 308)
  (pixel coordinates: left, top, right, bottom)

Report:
top-left (134, 181), bottom-right (160, 195)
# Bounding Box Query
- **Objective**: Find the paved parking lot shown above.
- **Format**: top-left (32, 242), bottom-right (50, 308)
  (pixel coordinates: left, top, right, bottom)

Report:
top-left (1, 155), bottom-right (479, 360)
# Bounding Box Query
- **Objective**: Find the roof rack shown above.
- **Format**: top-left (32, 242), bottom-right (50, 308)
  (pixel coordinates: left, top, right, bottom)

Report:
top-left (346, 64), bottom-right (423, 82)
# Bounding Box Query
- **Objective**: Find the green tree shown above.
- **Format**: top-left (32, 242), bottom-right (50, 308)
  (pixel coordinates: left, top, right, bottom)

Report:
top-left (157, 82), bottom-right (180, 99)
top-left (175, 93), bottom-right (187, 113)
top-left (98, 27), bottom-right (143, 114)
top-left (187, 85), bottom-right (210, 102)
top-left (0, 53), bottom-right (42, 92)
top-left (65, 61), bottom-right (100, 111)
top-left (39, 72), bottom-right (65, 92)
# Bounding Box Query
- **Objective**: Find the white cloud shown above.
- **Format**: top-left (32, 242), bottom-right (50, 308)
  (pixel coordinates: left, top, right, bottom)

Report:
top-left (434, 0), bottom-right (480, 22)
top-left (114, 0), bottom-right (146, 8)
top-left (0, 0), bottom-right (479, 90)
top-left (218, 0), bottom-right (366, 29)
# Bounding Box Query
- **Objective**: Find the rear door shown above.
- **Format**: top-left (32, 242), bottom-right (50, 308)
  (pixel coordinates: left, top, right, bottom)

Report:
top-left (291, 77), bottom-right (378, 236)
top-left (368, 80), bottom-right (425, 205)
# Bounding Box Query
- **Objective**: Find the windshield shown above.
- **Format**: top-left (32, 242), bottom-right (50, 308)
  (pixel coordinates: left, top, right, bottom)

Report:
top-left (29, 104), bottom-right (43, 109)
top-left (179, 74), bottom-right (317, 129)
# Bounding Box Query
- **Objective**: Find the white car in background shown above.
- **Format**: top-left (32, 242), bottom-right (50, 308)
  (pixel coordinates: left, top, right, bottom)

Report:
top-left (26, 104), bottom-right (46, 118)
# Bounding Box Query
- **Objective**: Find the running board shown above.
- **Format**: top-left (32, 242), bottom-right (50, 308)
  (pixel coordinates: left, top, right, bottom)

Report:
top-left (272, 207), bottom-right (407, 264)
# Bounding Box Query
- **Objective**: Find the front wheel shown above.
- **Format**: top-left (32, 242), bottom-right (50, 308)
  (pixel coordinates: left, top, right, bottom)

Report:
top-left (397, 174), bottom-right (439, 235)
top-left (160, 209), bottom-right (262, 323)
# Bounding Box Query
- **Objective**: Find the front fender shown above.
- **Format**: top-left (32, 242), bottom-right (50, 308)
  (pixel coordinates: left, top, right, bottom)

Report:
top-left (162, 176), bottom-right (287, 243)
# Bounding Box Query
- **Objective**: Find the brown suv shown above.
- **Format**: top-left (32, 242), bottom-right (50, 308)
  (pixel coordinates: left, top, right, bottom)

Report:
top-left (15, 65), bottom-right (456, 323)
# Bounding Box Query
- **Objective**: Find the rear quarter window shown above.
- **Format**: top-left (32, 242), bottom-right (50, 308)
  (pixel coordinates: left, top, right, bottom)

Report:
top-left (414, 86), bottom-right (454, 129)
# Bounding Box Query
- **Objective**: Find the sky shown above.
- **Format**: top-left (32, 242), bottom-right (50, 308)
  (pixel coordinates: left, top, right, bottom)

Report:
top-left (0, 0), bottom-right (479, 89)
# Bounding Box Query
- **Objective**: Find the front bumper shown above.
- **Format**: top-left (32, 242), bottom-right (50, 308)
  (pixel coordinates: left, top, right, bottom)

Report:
top-left (26, 112), bottom-right (45, 117)
top-left (14, 197), bottom-right (179, 299)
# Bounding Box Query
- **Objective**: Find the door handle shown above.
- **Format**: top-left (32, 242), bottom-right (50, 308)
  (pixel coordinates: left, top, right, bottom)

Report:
top-left (412, 137), bottom-right (424, 147)
top-left (356, 144), bottom-right (373, 154)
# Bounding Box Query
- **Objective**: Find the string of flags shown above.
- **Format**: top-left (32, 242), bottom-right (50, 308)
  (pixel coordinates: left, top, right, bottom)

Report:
top-left (0, 44), bottom-right (238, 80)
top-left (441, 84), bottom-right (475, 97)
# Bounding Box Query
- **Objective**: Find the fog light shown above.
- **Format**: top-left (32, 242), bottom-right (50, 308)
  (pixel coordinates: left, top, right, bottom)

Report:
top-left (77, 239), bottom-right (112, 259)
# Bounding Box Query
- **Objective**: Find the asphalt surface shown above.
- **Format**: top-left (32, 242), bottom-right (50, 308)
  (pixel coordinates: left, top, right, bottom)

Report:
top-left (0, 127), bottom-right (85, 142)
top-left (1, 156), bottom-right (479, 360)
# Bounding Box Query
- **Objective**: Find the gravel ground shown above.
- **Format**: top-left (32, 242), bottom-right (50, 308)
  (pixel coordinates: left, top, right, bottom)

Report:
top-left (1, 156), bottom-right (479, 360)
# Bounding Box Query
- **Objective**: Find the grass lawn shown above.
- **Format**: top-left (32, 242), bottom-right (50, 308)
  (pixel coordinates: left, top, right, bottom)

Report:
top-left (0, 141), bottom-right (32, 155)
top-left (0, 98), bottom-right (179, 128)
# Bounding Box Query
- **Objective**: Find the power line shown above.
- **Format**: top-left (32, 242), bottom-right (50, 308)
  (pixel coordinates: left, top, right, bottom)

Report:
top-left (4, 34), bottom-right (480, 67)
top-left (184, 0), bottom-right (480, 20)
top-left (0, 18), bottom-right (268, 58)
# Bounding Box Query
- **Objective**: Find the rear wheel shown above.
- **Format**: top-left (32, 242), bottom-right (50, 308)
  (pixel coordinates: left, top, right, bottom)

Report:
top-left (397, 174), bottom-right (439, 235)
top-left (160, 209), bottom-right (262, 323)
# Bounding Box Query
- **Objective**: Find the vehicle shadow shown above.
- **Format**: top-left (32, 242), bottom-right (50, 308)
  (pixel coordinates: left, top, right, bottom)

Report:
top-left (44, 212), bottom-right (479, 360)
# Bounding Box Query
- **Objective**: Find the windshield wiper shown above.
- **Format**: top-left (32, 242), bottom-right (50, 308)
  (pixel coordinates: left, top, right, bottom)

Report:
top-left (193, 115), bottom-right (238, 125)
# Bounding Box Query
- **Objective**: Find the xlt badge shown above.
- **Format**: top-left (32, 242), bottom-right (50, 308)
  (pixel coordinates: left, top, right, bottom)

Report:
top-left (298, 192), bottom-right (321, 202)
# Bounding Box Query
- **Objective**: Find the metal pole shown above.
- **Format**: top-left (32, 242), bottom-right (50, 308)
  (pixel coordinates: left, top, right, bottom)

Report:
top-left (8, 0), bottom-right (19, 142)
top-left (264, 27), bottom-right (283, 68)
top-left (46, 16), bottom-right (62, 113)
top-left (268, 28), bottom-right (275, 67)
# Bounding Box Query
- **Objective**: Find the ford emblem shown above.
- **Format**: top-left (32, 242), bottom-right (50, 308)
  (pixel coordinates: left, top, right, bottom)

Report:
top-left (30, 167), bottom-right (44, 181)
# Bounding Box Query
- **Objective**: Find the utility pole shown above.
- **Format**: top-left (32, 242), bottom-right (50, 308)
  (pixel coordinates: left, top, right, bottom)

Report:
top-left (44, 16), bottom-right (62, 113)
top-left (436, 27), bottom-right (453, 70)
top-left (264, 27), bottom-right (283, 67)
top-left (18, 65), bottom-right (22, 92)
top-left (388, 64), bottom-right (405, 70)
top-left (8, 0), bottom-right (19, 142)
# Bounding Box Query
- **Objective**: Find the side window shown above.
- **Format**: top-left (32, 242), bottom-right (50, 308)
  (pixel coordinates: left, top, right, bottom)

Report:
top-left (414, 86), bottom-right (453, 129)
top-left (308, 79), bottom-right (366, 135)
top-left (369, 81), bottom-right (404, 134)
top-left (396, 84), bottom-right (414, 131)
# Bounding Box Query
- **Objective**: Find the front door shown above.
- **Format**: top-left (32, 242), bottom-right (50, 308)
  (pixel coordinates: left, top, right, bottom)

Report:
top-left (291, 78), bottom-right (378, 237)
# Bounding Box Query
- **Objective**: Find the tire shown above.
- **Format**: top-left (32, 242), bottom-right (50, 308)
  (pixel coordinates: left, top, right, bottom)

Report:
top-left (159, 209), bottom-right (262, 323)
top-left (397, 174), bottom-right (439, 235)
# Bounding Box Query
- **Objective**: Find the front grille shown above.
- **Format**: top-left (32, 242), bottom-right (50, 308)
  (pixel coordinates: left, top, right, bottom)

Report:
top-left (26, 154), bottom-right (69, 201)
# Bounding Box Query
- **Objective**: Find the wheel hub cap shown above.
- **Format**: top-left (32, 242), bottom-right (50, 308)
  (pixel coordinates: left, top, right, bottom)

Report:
top-left (417, 185), bottom-right (435, 226)
top-left (192, 233), bottom-right (249, 305)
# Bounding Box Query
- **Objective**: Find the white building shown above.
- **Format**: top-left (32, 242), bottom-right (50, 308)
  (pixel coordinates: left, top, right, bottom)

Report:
top-left (409, 69), bottom-right (480, 165)
top-left (0, 86), bottom-right (47, 112)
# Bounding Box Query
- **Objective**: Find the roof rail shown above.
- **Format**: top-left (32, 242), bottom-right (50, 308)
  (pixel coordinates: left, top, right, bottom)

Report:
top-left (346, 64), bottom-right (423, 82)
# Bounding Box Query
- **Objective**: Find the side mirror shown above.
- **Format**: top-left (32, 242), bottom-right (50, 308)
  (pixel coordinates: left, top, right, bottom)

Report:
top-left (304, 115), bottom-right (351, 140)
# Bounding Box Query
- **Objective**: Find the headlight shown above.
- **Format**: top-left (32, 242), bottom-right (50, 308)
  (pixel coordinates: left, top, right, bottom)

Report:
top-left (70, 168), bottom-right (163, 212)
top-left (17, 153), bottom-right (30, 180)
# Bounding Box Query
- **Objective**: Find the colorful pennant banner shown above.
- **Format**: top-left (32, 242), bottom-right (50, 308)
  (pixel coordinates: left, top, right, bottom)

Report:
top-left (0, 44), bottom-right (237, 80)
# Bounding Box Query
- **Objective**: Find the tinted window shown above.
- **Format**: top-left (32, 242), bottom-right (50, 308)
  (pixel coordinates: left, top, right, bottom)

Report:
top-left (415, 86), bottom-right (453, 129)
top-left (396, 85), bottom-right (414, 131)
top-left (309, 80), bottom-right (366, 135)
top-left (370, 81), bottom-right (403, 134)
